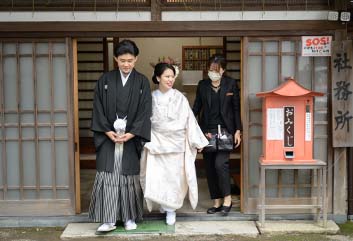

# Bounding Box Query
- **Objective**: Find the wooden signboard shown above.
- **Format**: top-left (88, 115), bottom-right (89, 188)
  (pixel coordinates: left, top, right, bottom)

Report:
top-left (331, 40), bottom-right (353, 147)
top-left (284, 106), bottom-right (295, 148)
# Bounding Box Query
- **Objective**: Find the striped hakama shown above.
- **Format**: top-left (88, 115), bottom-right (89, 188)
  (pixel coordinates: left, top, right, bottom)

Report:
top-left (88, 143), bottom-right (143, 223)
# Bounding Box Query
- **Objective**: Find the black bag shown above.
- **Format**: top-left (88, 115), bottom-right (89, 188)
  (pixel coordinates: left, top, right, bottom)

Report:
top-left (203, 126), bottom-right (234, 153)
top-left (217, 128), bottom-right (234, 151)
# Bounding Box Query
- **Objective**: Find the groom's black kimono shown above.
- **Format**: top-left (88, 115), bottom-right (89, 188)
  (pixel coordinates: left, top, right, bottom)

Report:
top-left (91, 69), bottom-right (152, 175)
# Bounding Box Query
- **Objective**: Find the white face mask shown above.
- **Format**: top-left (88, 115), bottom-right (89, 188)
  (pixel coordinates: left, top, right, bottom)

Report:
top-left (208, 71), bottom-right (222, 82)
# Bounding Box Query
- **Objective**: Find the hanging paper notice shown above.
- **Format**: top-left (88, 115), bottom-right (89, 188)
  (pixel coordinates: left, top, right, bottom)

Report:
top-left (301, 36), bottom-right (332, 57)
top-left (267, 108), bottom-right (283, 140)
top-left (305, 112), bottom-right (312, 141)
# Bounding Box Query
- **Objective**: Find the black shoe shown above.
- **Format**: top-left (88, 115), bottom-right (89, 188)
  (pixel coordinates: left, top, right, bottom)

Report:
top-left (221, 203), bottom-right (233, 216)
top-left (206, 206), bottom-right (223, 214)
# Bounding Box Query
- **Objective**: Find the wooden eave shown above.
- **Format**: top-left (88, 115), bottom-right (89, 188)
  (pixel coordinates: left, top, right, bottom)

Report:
top-left (0, 20), bottom-right (344, 38)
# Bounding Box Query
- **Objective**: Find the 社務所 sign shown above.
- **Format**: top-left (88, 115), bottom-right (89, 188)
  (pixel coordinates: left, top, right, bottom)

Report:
top-left (301, 36), bottom-right (332, 56)
top-left (331, 40), bottom-right (353, 147)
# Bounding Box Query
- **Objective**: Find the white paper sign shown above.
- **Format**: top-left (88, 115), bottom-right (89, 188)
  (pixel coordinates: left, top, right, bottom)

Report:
top-left (267, 108), bottom-right (284, 140)
top-left (301, 36), bottom-right (332, 57)
top-left (305, 112), bottom-right (311, 141)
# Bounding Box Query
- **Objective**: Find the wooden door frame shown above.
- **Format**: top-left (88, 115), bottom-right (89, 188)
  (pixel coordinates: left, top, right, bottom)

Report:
top-left (0, 19), bottom-right (342, 216)
top-left (68, 21), bottom-right (340, 214)
top-left (72, 34), bottom-right (245, 214)
top-left (72, 39), bottom-right (81, 214)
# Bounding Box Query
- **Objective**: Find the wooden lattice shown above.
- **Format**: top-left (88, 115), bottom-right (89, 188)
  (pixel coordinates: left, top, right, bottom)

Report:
top-left (0, 0), bottom-right (333, 11)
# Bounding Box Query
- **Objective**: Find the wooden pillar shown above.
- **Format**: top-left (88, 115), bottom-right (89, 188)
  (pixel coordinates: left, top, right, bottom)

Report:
top-left (103, 37), bottom-right (109, 72)
top-left (332, 29), bottom-right (348, 220)
top-left (113, 37), bottom-right (119, 69)
top-left (72, 39), bottom-right (81, 214)
top-left (333, 148), bottom-right (348, 217)
top-left (348, 148), bottom-right (353, 215)
top-left (151, 0), bottom-right (161, 21)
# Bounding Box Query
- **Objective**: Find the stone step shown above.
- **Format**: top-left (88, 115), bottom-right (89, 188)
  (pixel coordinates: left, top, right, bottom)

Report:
top-left (60, 221), bottom-right (259, 239)
top-left (60, 220), bottom-right (340, 239)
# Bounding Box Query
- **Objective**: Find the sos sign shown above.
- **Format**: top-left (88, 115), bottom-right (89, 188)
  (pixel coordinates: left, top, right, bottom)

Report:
top-left (301, 36), bottom-right (332, 56)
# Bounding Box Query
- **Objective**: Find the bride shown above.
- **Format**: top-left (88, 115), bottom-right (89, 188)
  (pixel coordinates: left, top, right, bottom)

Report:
top-left (140, 62), bottom-right (208, 225)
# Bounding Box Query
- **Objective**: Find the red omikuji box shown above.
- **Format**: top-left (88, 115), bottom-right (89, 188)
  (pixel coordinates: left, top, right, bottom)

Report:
top-left (256, 78), bottom-right (324, 163)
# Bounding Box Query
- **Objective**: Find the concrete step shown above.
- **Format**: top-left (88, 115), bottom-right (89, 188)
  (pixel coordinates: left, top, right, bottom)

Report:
top-left (256, 220), bottom-right (339, 235)
top-left (60, 220), bottom-right (340, 239)
top-left (60, 221), bottom-right (259, 239)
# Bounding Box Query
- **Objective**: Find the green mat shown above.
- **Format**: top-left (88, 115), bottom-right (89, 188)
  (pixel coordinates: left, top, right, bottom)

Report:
top-left (96, 220), bottom-right (175, 235)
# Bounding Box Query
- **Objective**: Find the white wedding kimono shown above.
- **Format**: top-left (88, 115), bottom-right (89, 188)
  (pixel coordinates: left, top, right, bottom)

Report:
top-left (140, 89), bottom-right (208, 211)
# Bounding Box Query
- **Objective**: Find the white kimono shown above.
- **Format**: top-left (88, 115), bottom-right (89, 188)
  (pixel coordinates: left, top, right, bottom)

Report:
top-left (140, 89), bottom-right (208, 211)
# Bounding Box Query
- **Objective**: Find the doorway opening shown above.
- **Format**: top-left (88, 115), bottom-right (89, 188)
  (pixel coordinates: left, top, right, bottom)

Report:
top-left (76, 36), bottom-right (242, 215)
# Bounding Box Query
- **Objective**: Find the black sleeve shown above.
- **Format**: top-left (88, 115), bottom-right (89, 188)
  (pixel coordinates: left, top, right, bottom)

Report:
top-left (129, 77), bottom-right (152, 142)
top-left (90, 75), bottom-right (113, 151)
top-left (91, 75), bottom-right (112, 133)
top-left (192, 80), bottom-right (203, 117)
top-left (232, 81), bottom-right (242, 131)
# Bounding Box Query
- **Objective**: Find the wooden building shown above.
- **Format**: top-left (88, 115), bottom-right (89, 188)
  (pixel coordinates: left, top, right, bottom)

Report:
top-left (0, 0), bottom-right (352, 224)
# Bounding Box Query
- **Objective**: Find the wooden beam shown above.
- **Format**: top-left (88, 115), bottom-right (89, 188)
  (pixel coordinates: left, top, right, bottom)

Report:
top-left (0, 200), bottom-right (74, 216)
top-left (0, 21), bottom-right (344, 33)
top-left (0, 21), bottom-right (345, 38)
top-left (0, 30), bottom-right (342, 38)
